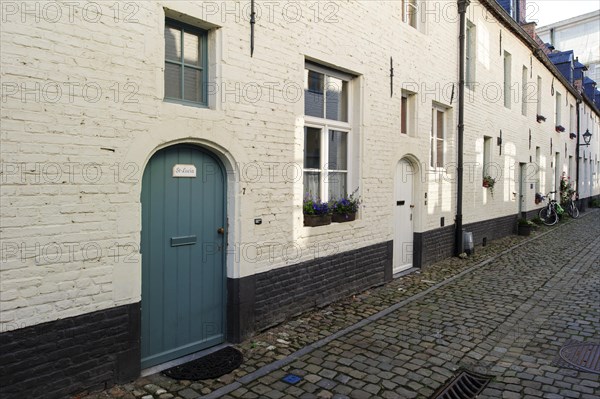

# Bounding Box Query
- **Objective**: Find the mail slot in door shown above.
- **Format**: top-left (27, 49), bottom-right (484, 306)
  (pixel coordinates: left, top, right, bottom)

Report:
top-left (171, 235), bottom-right (197, 247)
top-left (397, 200), bottom-right (405, 206)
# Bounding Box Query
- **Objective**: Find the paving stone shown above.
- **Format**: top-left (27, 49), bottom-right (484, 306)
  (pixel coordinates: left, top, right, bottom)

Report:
top-left (176, 389), bottom-right (199, 399)
top-left (348, 390), bottom-right (371, 399)
top-left (304, 374), bottom-right (322, 384)
top-left (316, 379), bottom-right (336, 390)
top-left (334, 374), bottom-right (351, 385)
top-left (318, 369), bottom-right (337, 379)
top-left (394, 387), bottom-right (418, 399)
top-left (343, 379), bottom-right (363, 390)
top-left (332, 385), bottom-right (352, 396)
top-left (503, 392), bottom-right (521, 399)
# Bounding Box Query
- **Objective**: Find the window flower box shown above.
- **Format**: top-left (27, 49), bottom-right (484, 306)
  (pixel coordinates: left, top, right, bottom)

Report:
top-left (303, 196), bottom-right (331, 227)
top-left (332, 212), bottom-right (356, 223)
top-left (331, 189), bottom-right (361, 223)
top-left (304, 214), bottom-right (332, 227)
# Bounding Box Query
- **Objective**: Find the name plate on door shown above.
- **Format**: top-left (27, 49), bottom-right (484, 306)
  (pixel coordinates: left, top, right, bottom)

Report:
top-left (173, 164), bottom-right (197, 178)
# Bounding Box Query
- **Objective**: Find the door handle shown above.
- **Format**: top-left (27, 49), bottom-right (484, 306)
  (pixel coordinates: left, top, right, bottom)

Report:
top-left (217, 227), bottom-right (225, 235)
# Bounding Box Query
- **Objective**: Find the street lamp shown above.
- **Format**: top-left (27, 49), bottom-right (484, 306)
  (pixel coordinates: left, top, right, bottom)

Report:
top-left (578, 129), bottom-right (592, 147)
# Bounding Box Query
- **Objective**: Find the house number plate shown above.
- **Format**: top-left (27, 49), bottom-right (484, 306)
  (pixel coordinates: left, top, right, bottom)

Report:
top-left (173, 164), bottom-right (197, 178)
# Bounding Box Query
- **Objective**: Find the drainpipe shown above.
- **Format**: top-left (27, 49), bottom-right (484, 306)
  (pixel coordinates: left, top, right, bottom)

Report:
top-left (575, 99), bottom-right (581, 203)
top-left (455, 0), bottom-right (470, 256)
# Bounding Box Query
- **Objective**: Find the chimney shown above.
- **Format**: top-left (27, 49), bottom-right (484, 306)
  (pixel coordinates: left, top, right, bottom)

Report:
top-left (521, 21), bottom-right (553, 55)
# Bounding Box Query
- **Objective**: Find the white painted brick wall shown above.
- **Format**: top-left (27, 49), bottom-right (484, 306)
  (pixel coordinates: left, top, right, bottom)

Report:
top-left (0, 0), bottom-right (599, 331)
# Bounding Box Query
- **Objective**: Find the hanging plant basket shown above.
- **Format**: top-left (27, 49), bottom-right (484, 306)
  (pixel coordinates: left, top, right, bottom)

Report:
top-left (555, 125), bottom-right (565, 133)
top-left (536, 114), bottom-right (546, 123)
top-left (569, 133), bottom-right (577, 139)
top-left (482, 175), bottom-right (495, 197)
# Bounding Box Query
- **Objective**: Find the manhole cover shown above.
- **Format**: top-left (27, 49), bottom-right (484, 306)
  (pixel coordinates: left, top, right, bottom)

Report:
top-left (431, 369), bottom-right (493, 399)
top-left (557, 342), bottom-right (600, 374)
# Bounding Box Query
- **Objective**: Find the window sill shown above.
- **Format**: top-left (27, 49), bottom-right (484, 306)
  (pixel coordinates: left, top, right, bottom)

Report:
top-left (302, 217), bottom-right (359, 229)
top-left (164, 98), bottom-right (209, 109)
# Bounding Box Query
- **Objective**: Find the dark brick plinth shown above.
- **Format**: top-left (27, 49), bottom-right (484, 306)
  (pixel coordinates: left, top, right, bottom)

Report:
top-left (242, 241), bottom-right (393, 334)
top-left (0, 303), bottom-right (140, 399)
top-left (414, 214), bottom-right (521, 268)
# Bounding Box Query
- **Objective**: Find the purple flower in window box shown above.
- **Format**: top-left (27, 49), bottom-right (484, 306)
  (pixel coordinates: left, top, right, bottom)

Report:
top-left (331, 188), bottom-right (361, 223)
top-left (303, 195), bottom-right (332, 227)
top-left (536, 114), bottom-right (546, 123)
top-left (569, 133), bottom-right (577, 139)
top-left (555, 125), bottom-right (565, 133)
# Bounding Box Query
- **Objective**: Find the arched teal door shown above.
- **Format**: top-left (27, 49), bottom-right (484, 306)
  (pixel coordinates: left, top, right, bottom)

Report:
top-left (141, 145), bottom-right (226, 369)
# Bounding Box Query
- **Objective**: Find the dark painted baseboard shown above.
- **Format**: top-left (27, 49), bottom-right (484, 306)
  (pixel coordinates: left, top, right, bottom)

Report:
top-left (413, 213), bottom-right (520, 269)
top-left (0, 303), bottom-right (140, 399)
top-left (233, 241), bottom-right (393, 337)
top-left (413, 225), bottom-right (455, 269)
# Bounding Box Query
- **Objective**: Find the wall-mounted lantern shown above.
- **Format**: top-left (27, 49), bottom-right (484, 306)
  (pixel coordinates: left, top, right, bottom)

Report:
top-left (578, 129), bottom-right (592, 147)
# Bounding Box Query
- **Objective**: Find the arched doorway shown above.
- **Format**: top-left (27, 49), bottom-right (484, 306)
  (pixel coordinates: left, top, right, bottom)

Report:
top-left (140, 144), bottom-right (227, 368)
top-left (393, 158), bottom-right (415, 274)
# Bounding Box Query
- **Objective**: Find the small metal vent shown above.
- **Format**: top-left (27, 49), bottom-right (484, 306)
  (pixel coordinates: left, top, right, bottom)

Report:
top-left (431, 370), bottom-right (492, 399)
top-left (556, 342), bottom-right (600, 374)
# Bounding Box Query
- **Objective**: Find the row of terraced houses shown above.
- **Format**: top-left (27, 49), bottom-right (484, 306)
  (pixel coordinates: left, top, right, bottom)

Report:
top-left (1, 1), bottom-right (599, 397)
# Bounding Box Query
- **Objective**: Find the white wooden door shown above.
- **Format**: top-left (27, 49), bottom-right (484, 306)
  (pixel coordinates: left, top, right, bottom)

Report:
top-left (393, 159), bottom-right (414, 274)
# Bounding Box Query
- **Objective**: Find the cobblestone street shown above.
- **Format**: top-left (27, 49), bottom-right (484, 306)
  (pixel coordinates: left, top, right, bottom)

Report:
top-left (83, 210), bottom-right (600, 399)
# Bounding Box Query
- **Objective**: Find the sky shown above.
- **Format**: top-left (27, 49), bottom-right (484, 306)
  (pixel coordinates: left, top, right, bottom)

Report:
top-left (527, 0), bottom-right (600, 27)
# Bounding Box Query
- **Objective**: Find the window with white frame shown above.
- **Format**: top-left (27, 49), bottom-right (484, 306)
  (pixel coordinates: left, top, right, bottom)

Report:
top-left (304, 63), bottom-right (352, 201)
top-left (430, 106), bottom-right (446, 168)
top-left (569, 104), bottom-right (574, 133)
top-left (536, 76), bottom-right (542, 116)
top-left (401, 91), bottom-right (416, 135)
top-left (521, 66), bottom-right (528, 116)
top-left (555, 92), bottom-right (562, 126)
top-left (402, 0), bottom-right (418, 29)
top-left (503, 51), bottom-right (512, 109)
top-left (483, 136), bottom-right (492, 177)
top-left (466, 21), bottom-right (476, 89)
top-left (164, 19), bottom-right (208, 105)
top-left (535, 146), bottom-right (541, 194)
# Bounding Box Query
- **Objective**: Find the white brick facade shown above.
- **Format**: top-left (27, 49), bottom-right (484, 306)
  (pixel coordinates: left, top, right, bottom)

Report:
top-left (1, 0), bottom-right (599, 333)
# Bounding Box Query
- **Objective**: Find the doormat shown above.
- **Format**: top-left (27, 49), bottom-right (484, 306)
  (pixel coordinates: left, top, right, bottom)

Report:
top-left (162, 347), bottom-right (243, 380)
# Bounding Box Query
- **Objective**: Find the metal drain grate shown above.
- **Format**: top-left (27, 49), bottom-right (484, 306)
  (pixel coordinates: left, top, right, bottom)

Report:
top-left (431, 369), bottom-right (492, 399)
top-left (555, 342), bottom-right (600, 374)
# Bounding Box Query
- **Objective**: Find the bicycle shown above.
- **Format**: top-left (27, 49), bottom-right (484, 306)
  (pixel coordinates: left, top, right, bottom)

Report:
top-left (538, 191), bottom-right (559, 226)
top-left (565, 194), bottom-right (579, 219)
